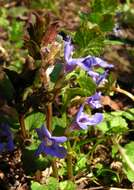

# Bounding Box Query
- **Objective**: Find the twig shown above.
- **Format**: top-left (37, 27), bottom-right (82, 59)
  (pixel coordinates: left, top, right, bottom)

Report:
top-left (66, 151), bottom-right (74, 181)
top-left (46, 103), bottom-right (52, 132)
top-left (4, 1), bottom-right (17, 8)
top-left (112, 86), bottom-right (134, 101)
top-left (109, 188), bottom-right (133, 190)
top-left (19, 113), bottom-right (28, 139)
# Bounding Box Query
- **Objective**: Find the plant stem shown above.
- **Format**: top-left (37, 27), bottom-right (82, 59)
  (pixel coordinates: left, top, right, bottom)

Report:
top-left (112, 86), bottom-right (134, 101)
top-left (51, 158), bottom-right (59, 179)
top-left (19, 113), bottom-right (27, 139)
top-left (46, 103), bottom-right (52, 131)
top-left (46, 103), bottom-right (59, 179)
top-left (66, 136), bottom-right (74, 181)
top-left (65, 115), bottom-right (74, 181)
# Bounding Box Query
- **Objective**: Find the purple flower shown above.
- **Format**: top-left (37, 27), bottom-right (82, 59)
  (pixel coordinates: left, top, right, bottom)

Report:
top-left (35, 125), bottom-right (67, 158)
top-left (71, 105), bottom-right (103, 130)
top-left (86, 92), bottom-right (102, 109)
top-left (80, 56), bottom-right (113, 71)
top-left (96, 69), bottom-right (109, 85)
top-left (87, 69), bottom-right (109, 85)
top-left (0, 123), bottom-right (14, 153)
top-left (64, 37), bottom-right (85, 72)
top-left (64, 37), bottom-right (113, 74)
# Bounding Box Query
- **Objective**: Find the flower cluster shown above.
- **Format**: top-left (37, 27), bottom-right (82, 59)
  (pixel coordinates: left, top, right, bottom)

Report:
top-left (35, 36), bottom-right (113, 159)
top-left (64, 37), bottom-right (113, 84)
top-left (0, 123), bottom-right (14, 153)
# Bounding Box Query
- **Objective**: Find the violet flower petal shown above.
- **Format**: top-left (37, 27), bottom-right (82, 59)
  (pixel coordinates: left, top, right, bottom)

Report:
top-left (93, 57), bottom-right (114, 68)
top-left (6, 138), bottom-right (14, 151)
top-left (35, 142), bottom-right (45, 157)
top-left (87, 92), bottom-right (102, 109)
top-left (77, 112), bottom-right (103, 130)
top-left (44, 143), bottom-right (67, 158)
top-left (0, 123), bottom-right (14, 153)
top-left (96, 70), bottom-right (109, 85)
top-left (64, 40), bottom-right (74, 62)
top-left (87, 70), bottom-right (100, 82)
top-left (41, 125), bottom-right (51, 138)
top-left (50, 136), bottom-right (67, 143)
top-left (36, 125), bottom-right (51, 140)
top-left (75, 105), bottom-right (103, 130)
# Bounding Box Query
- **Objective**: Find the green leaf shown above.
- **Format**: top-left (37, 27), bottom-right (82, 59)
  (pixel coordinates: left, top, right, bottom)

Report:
top-left (97, 115), bottom-right (128, 134)
top-left (123, 142), bottom-right (134, 182)
top-left (9, 20), bottom-right (24, 48)
top-left (75, 154), bottom-right (87, 172)
top-left (31, 181), bottom-right (47, 190)
top-left (74, 21), bottom-right (105, 57)
top-left (50, 63), bottom-right (63, 83)
top-left (92, 0), bottom-right (118, 14)
top-left (122, 109), bottom-right (134, 121)
top-left (111, 145), bottom-right (118, 158)
top-left (25, 112), bottom-right (45, 131)
top-left (47, 177), bottom-right (59, 190)
top-left (63, 87), bottom-right (91, 108)
top-left (0, 8), bottom-right (9, 30)
top-left (89, 13), bottom-right (114, 32)
top-left (77, 71), bottom-right (96, 96)
top-left (52, 114), bottom-right (66, 129)
top-left (96, 167), bottom-right (120, 184)
top-left (59, 180), bottom-right (77, 190)
top-left (8, 6), bottom-right (28, 18)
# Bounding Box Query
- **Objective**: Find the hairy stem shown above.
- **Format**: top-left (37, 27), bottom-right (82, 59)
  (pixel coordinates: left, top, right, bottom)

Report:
top-left (46, 103), bottom-right (52, 131)
top-left (19, 113), bottom-right (27, 139)
top-left (66, 139), bottom-right (74, 181)
top-left (46, 103), bottom-right (59, 179)
top-left (112, 86), bottom-right (134, 101)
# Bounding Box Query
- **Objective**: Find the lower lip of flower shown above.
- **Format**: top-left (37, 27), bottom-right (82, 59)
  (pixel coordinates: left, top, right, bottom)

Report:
top-left (79, 118), bottom-right (87, 123)
top-left (45, 138), bottom-right (53, 146)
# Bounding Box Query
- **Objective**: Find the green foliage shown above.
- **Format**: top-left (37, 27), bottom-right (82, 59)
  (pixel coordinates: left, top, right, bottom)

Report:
top-left (31, 181), bottom-right (48, 190)
top-left (30, 0), bottom-right (59, 13)
top-left (123, 142), bottom-right (134, 182)
top-left (0, 8), bottom-right (9, 29)
top-left (9, 20), bottom-right (24, 48)
top-left (74, 21), bottom-right (105, 57)
top-left (59, 180), bottom-right (77, 190)
top-left (7, 6), bottom-right (28, 18)
top-left (89, 13), bottom-right (114, 32)
top-left (97, 109), bottom-right (132, 134)
top-left (63, 70), bottom-right (96, 107)
top-left (96, 167), bottom-right (120, 184)
top-left (31, 177), bottom-right (59, 190)
top-left (25, 112), bottom-right (45, 131)
top-left (52, 114), bottom-right (66, 129)
top-left (47, 177), bottom-right (59, 190)
top-left (50, 63), bottom-right (63, 83)
top-left (77, 70), bottom-right (96, 95)
top-left (75, 154), bottom-right (87, 172)
top-left (120, 3), bottom-right (134, 26)
top-left (76, 0), bottom-right (118, 57)
top-left (92, 0), bottom-right (117, 14)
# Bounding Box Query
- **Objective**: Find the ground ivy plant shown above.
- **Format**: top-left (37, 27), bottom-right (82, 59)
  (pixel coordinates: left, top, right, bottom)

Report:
top-left (0, 1), bottom-right (134, 189)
